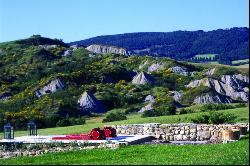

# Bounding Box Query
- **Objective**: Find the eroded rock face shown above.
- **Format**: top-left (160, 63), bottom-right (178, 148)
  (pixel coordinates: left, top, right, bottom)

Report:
top-left (186, 74), bottom-right (249, 102)
top-left (204, 68), bottom-right (216, 76)
top-left (193, 93), bottom-right (233, 104)
top-left (148, 63), bottom-right (164, 73)
top-left (138, 102), bottom-right (154, 113)
top-left (36, 79), bottom-right (66, 98)
top-left (62, 50), bottom-right (73, 57)
top-left (169, 91), bottom-right (183, 102)
top-left (168, 66), bottom-right (189, 76)
top-left (144, 95), bottom-right (155, 102)
top-left (132, 72), bottom-right (154, 85)
top-left (0, 92), bottom-right (12, 101)
top-left (86, 44), bottom-right (129, 55)
top-left (138, 95), bottom-right (156, 113)
top-left (139, 60), bottom-right (149, 69)
top-left (78, 91), bottom-right (107, 114)
top-left (220, 74), bottom-right (249, 87)
top-left (70, 45), bottom-right (79, 51)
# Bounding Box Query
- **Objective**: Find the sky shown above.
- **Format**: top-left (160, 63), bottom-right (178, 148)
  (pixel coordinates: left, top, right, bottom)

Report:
top-left (0, 0), bottom-right (249, 43)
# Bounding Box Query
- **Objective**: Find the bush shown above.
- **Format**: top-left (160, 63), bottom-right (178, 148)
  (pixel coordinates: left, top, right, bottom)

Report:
top-left (234, 103), bottom-right (248, 108)
top-left (102, 112), bottom-right (127, 123)
top-left (124, 105), bottom-right (142, 114)
top-left (179, 108), bottom-right (194, 114)
top-left (68, 117), bottom-right (86, 125)
top-left (142, 105), bottom-right (176, 117)
top-left (191, 111), bottom-right (237, 124)
top-left (56, 119), bottom-right (71, 127)
top-left (212, 67), bottom-right (239, 78)
top-left (200, 103), bottom-right (235, 112)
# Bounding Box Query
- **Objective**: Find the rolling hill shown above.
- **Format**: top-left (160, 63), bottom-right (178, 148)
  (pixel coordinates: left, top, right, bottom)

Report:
top-left (0, 35), bottom-right (249, 131)
top-left (69, 27), bottom-right (249, 64)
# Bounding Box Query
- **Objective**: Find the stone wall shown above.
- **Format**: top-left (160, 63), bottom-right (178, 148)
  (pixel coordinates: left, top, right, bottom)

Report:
top-left (106, 123), bottom-right (249, 142)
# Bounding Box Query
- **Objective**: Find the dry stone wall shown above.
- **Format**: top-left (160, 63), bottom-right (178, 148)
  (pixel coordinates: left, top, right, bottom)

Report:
top-left (106, 123), bottom-right (249, 142)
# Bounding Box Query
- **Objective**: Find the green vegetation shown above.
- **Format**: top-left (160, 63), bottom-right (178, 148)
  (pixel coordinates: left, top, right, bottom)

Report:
top-left (142, 104), bottom-right (176, 117)
top-left (180, 86), bottom-right (212, 105)
top-left (199, 103), bottom-right (242, 112)
top-left (102, 111), bottom-right (127, 122)
top-left (235, 64), bottom-right (249, 68)
top-left (191, 111), bottom-right (236, 124)
top-left (0, 135), bottom-right (248, 165)
top-left (212, 66), bottom-right (240, 78)
top-left (0, 106), bottom-right (248, 139)
top-left (72, 27), bottom-right (249, 64)
top-left (232, 59), bottom-right (249, 64)
top-left (0, 36), bottom-right (248, 130)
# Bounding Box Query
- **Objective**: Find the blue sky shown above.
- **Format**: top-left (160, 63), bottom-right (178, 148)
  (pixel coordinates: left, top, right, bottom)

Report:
top-left (0, 0), bottom-right (249, 42)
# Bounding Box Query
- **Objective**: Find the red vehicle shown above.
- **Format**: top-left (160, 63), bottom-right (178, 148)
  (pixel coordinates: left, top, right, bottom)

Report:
top-left (103, 127), bottom-right (117, 138)
top-left (51, 127), bottom-right (116, 140)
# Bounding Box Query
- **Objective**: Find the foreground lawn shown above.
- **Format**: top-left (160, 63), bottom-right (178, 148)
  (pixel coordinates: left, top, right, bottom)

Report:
top-left (0, 107), bottom-right (248, 138)
top-left (0, 136), bottom-right (248, 165)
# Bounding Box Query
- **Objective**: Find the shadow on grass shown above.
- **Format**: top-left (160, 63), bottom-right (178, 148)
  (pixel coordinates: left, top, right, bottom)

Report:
top-left (240, 134), bottom-right (249, 140)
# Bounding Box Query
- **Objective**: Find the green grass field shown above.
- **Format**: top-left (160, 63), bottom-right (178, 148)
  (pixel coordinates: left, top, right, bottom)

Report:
top-left (0, 107), bottom-right (248, 165)
top-left (0, 107), bottom-right (248, 139)
top-left (234, 64), bottom-right (249, 68)
top-left (0, 135), bottom-right (248, 165)
top-left (232, 59), bottom-right (249, 65)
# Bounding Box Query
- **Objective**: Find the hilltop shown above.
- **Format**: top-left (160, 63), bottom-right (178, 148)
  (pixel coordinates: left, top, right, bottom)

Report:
top-left (0, 35), bottom-right (249, 130)
top-left (69, 27), bottom-right (249, 65)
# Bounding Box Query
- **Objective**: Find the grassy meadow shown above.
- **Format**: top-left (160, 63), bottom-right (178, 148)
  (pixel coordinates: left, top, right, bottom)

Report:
top-left (232, 59), bottom-right (249, 64)
top-left (0, 105), bottom-right (248, 165)
top-left (0, 106), bottom-right (248, 139)
top-left (0, 135), bottom-right (248, 165)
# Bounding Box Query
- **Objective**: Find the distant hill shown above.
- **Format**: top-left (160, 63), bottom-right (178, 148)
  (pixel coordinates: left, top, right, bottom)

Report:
top-left (69, 27), bottom-right (249, 64)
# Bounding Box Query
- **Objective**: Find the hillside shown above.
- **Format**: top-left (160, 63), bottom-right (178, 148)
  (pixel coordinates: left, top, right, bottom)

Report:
top-left (69, 27), bottom-right (249, 64)
top-left (0, 36), bottom-right (249, 130)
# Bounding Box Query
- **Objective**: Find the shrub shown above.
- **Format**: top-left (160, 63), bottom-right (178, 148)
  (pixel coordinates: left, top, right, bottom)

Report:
top-left (179, 108), bottom-right (194, 114)
top-left (56, 116), bottom-right (86, 127)
top-left (208, 112), bottom-right (237, 124)
top-left (191, 111), bottom-right (237, 124)
top-left (234, 103), bottom-right (247, 108)
top-left (68, 117), bottom-right (86, 125)
top-left (56, 119), bottom-right (70, 127)
top-left (142, 105), bottom-right (176, 117)
top-left (102, 112), bottom-right (127, 123)
top-left (212, 67), bottom-right (239, 78)
top-left (200, 103), bottom-right (235, 112)
top-left (124, 105), bottom-right (141, 114)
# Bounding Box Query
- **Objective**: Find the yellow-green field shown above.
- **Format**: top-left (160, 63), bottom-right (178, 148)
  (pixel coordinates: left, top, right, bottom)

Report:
top-left (232, 59), bottom-right (249, 64)
top-left (193, 54), bottom-right (217, 59)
